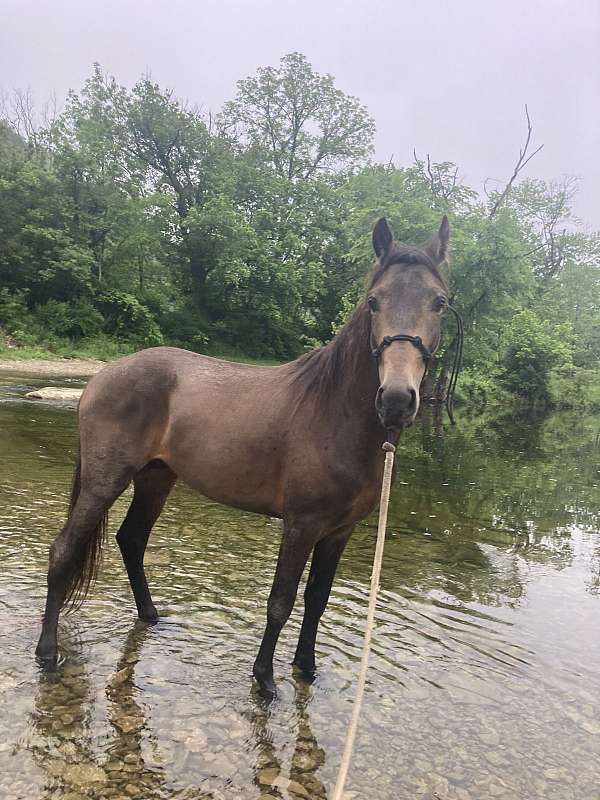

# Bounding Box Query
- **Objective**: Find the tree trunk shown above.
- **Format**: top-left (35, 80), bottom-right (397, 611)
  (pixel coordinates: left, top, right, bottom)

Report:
top-left (434, 363), bottom-right (450, 402)
top-left (188, 251), bottom-right (210, 307)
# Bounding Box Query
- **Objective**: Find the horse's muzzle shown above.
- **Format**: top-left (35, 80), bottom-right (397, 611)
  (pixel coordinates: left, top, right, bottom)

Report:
top-left (375, 385), bottom-right (418, 430)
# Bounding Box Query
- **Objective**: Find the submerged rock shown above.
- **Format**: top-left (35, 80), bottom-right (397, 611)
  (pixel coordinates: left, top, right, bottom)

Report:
top-left (256, 767), bottom-right (280, 785)
top-left (112, 714), bottom-right (144, 734)
top-left (62, 763), bottom-right (107, 785)
top-left (108, 667), bottom-right (133, 689)
top-left (286, 779), bottom-right (310, 797)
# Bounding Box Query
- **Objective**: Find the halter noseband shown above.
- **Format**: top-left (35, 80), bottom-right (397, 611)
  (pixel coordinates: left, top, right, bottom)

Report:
top-left (371, 334), bottom-right (432, 363)
top-left (371, 304), bottom-right (464, 424)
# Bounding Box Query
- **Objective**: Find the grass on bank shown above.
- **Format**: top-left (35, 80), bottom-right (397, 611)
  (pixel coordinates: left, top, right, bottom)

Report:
top-left (0, 332), bottom-right (281, 367)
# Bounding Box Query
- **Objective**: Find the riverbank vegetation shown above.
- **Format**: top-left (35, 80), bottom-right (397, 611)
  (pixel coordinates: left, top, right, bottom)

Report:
top-left (1, 54), bottom-right (599, 408)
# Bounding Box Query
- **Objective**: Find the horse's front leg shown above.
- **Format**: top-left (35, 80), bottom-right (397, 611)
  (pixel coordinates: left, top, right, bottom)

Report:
top-left (253, 517), bottom-right (319, 696)
top-left (293, 525), bottom-right (353, 677)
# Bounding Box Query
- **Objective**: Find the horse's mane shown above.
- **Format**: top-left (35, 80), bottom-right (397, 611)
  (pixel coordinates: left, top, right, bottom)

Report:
top-left (288, 300), bottom-right (373, 408)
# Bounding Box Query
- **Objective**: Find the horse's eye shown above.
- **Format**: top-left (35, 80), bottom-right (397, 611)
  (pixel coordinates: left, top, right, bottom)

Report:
top-left (367, 296), bottom-right (379, 312)
top-left (434, 296), bottom-right (448, 313)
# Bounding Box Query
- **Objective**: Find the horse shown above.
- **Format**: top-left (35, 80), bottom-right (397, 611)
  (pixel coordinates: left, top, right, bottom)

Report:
top-left (36, 216), bottom-right (452, 695)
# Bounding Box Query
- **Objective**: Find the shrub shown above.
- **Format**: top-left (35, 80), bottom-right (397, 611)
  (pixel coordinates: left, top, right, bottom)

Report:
top-left (456, 369), bottom-right (502, 407)
top-left (0, 288), bottom-right (28, 330)
top-left (548, 367), bottom-right (600, 411)
top-left (159, 303), bottom-right (210, 351)
top-left (498, 310), bottom-right (572, 404)
top-left (95, 290), bottom-right (163, 346)
top-left (33, 299), bottom-right (104, 339)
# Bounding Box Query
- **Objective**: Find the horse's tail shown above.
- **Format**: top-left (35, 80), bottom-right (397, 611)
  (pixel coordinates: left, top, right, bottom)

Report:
top-left (64, 453), bottom-right (108, 612)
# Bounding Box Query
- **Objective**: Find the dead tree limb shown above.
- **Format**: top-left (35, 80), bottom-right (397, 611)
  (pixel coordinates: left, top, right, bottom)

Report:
top-left (413, 149), bottom-right (459, 201)
top-left (488, 105), bottom-right (544, 219)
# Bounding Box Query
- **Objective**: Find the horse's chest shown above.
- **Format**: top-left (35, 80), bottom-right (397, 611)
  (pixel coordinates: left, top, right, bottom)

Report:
top-left (348, 479), bottom-right (381, 523)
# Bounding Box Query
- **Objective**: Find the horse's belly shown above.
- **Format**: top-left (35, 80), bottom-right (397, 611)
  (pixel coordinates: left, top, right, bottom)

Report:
top-left (159, 420), bottom-right (285, 517)
top-left (175, 462), bottom-right (284, 517)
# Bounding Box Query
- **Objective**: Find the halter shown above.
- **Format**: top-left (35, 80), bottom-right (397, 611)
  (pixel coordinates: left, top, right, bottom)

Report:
top-left (371, 304), bottom-right (464, 424)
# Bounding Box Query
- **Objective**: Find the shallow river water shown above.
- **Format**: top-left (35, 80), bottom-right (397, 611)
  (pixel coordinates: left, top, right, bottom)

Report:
top-left (0, 373), bottom-right (599, 800)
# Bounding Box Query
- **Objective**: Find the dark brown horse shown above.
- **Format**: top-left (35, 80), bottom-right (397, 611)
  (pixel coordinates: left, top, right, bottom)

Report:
top-left (36, 216), bottom-right (451, 695)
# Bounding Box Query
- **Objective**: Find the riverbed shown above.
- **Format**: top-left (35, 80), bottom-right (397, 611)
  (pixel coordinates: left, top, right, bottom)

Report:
top-left (0, 373), bottom-right (598, 800)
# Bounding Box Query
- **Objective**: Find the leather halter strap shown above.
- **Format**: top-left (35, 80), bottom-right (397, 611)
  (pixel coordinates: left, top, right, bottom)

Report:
top-left (371, 334), bottom-right (432, 363)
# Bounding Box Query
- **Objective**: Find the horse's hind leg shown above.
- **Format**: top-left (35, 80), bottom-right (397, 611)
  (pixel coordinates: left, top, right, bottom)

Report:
top-left (116, 461), bottom-right (176, 623)
top-left (293, 525), bottom-right (353, 677)
top-left (36, 465), bottom-right (134, 665)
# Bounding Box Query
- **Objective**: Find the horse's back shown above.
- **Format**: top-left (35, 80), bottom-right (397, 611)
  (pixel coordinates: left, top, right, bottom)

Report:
top-left (76, 347), bottom-right (289, 514)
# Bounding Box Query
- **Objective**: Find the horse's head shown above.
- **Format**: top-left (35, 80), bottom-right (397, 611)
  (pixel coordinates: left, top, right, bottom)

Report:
top-left (368, 216), bottom-right (450, 432)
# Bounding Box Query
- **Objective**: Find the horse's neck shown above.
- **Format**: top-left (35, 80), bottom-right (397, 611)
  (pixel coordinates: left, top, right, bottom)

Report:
top-left (338, 339), bottom-right (383, 442)
top-left (320, 307), bottom-right (384, 447)
top-left (286, 303), bottom-right (384, 454)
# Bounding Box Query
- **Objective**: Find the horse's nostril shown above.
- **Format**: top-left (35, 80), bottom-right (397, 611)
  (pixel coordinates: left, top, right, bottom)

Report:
top-left (378, 386), bottom-right (418, 421)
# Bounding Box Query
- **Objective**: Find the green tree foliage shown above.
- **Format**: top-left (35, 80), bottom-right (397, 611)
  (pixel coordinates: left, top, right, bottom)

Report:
top-left (221, 52), bottom-right (375, 181)
top-left (498, 310), bottom-right (572, 402)
top-left (0, 55), bottom-right (598, 406)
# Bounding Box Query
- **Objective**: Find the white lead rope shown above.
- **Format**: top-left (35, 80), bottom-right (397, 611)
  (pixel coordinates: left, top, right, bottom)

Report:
top-left (331, 441), bottom-right (396, 800)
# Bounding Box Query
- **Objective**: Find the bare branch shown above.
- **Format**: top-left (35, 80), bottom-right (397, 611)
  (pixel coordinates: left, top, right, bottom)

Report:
top-left (488, 104), bottom-right (544, 219)
top-left (426, 153), bottom-right (436, 195)
top-left (413, 149), bottom-right (460, 202)
top-left (41, 91), bottom-right (58, 128)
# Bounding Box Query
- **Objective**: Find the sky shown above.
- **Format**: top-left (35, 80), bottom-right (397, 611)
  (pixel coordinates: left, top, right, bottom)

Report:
top-left (2, 0), bottom-right (599, 226)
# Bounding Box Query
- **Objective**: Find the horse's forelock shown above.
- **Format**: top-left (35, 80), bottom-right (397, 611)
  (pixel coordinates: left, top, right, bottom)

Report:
top-left (369, 245), bottom-right (447, 290)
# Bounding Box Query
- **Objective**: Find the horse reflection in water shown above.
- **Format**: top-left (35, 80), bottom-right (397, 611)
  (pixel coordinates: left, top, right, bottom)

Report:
top-left (31, 621), bottom-right (329, 799)
top-left (249, 682), bottom-right (328, 799)
top-left (31, 624), bottom-right (169, 799)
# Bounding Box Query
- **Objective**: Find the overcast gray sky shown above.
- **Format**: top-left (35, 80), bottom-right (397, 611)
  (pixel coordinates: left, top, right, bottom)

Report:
top-left (3, 0), bottom-right (599, 225)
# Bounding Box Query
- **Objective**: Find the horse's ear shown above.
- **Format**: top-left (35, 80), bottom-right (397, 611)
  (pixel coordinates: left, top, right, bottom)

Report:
top-left (372, 217), bottom-right (393, 259)
top-left (426, 215), bottom-right (450, 265)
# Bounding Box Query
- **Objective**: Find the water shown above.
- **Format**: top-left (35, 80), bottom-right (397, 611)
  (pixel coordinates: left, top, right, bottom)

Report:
top-left (0, 373), bottom-right (599, 800)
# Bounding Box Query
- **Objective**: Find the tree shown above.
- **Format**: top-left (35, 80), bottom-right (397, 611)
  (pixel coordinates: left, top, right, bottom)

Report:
top-left (486, 104), bottom-right (543, 219)
top-left (1, 56), bottom-right (599, 411)
top-left (48, 66), bottom-right (140, 285)
top-left (507, 177), bottom-right (582, 282)
top-left (221, 52), bottom-right (375, 181)
top-left (498, 309), bottom-right (572, 402)
top-left (0, 136), bottom-right (95, 305)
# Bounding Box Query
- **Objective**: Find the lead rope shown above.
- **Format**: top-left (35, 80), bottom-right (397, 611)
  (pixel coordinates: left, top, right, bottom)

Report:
top-left (445, 305), bottom-right (464, 425)
top-left (331, 441), bottom-right (396, 800)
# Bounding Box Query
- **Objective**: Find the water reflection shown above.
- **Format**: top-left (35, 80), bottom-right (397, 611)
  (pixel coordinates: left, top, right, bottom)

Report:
top-left (249, 680), bottom-right (327, 799)
top-left (0, 375), bottom-right (599, 800)
top-left (32, 655), bottom-right (102, 798)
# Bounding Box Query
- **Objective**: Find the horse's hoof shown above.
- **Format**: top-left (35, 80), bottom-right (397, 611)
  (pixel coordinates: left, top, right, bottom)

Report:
top-left (257, 679), bottom-right (277, 699)
top-left (292, 657), bottom-right (316, 681)
top-left (138, 609), bottom-right (159, 624)
top-left (35, 643), bottom-right (59, 671)
top-left (253, 666), bottom-right (277, 698)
